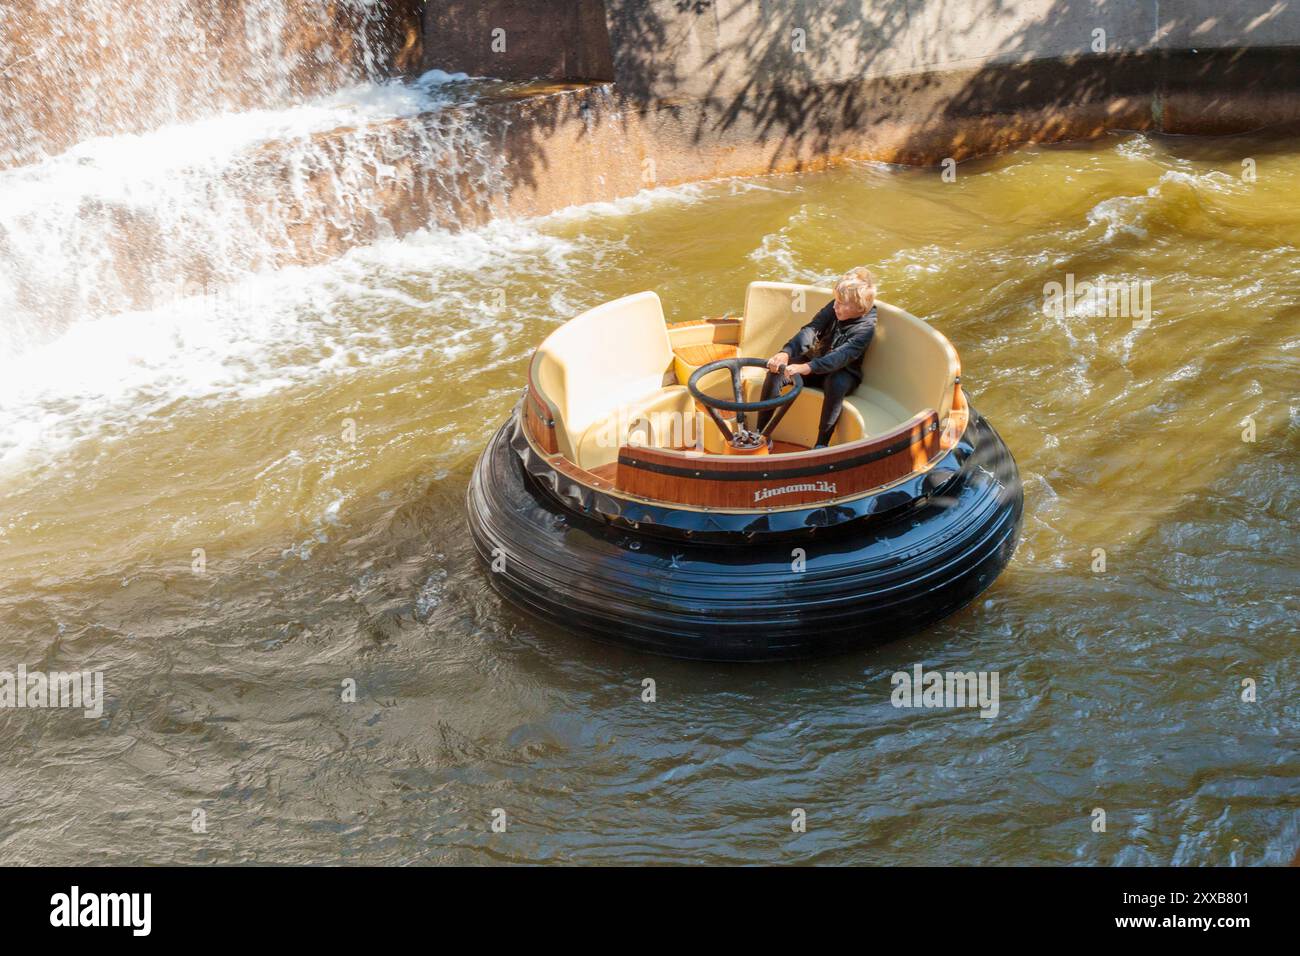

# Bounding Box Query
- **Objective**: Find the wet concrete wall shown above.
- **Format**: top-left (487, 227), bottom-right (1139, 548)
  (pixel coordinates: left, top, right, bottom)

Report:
top-left (424, 1), bottom-right (1300, 93)
top-left (0, 0), bottom-right (423, 168)
top-left (420, 0), bottom-right (1300, 219)
top-left (422, 0), bottom-right (613, 81)
top-left (11, 2), bottom-right (1297, 293)
top-left (69, 1), bottom-right (1296, 272)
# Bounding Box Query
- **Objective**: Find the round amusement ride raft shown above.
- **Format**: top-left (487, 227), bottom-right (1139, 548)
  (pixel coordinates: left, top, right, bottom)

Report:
top-left (467, 282), bottom-right (1023, 661)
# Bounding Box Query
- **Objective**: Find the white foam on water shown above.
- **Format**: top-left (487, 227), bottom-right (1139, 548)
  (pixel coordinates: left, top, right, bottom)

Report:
top-left (19, 70), bottom-right (474, 183)
top-left (539, 182), bottom-right (707, 224)
top-left (537, 176), bottom-right (786, 228)
top-left (0, 110), bottom-right (721, 478)
top-left (1115, 133), bottom-right (1158, 162)
top-left (0, 217), bottom-right (600, 472)
top-left (746, 207), bottom-right (810, 277)
top-left (1085, 167), bottom-right (1247, 242)
top-left (1087, 194), bottom-right (1152, 241)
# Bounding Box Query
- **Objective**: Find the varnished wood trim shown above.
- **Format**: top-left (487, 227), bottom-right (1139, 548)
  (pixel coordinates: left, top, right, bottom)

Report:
top-left (673, 342), bottom-right (739, 368)
top-left (524, 350), bottom-right (559, 455)
top-left (523, 400), bottom-right (559, 455)
top-left (666, 316), bottom-right (741, 330)
top-left (619, 411), bottom-right (935, 475)
top-left (548, 447), bottom-right (616, 491)
top-left (666, 316), bottom-right (742, 355)
top-left (615, 411), bottom-right (941, 508)
top-left (620, 416), bottom-right (934, 480)
top-left (941, 382), bottom-right (969, 450)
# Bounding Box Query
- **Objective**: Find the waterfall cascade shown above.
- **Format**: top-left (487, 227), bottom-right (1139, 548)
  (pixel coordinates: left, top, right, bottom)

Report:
top-left (0, 0), bottom-right (505, 361)
top-left (0, 0), bottom-right (423, 168)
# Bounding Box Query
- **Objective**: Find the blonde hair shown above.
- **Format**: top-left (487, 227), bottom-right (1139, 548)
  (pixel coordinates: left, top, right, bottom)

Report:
top-left (834, 267), bottom-right (877, 311)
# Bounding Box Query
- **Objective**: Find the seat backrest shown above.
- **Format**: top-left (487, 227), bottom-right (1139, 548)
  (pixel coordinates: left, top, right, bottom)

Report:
top-left (739, 281), bottom-right (833, 362)
top-left (533, 291), bottom-right (674, 459)
top-left (741, 283), bottom-right (959, 426)
top-left (859, 301), bottom-right (960, 423)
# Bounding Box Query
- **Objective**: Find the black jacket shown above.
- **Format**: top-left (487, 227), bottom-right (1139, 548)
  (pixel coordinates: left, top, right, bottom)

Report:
top-left (783, 302), bottom-right (877, 381)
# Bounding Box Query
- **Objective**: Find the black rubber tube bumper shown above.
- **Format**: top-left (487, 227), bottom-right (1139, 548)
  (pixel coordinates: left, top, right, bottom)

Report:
top-left (466, 406), bottom-right (1023, 661)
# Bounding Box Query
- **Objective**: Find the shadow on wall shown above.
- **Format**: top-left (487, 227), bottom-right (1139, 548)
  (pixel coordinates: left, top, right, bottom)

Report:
top-left (426, 0), bottom-right (1300, 182)
top-left (423, 0), bottom-right (1289, 218)
top-left (422, 0), bottom-right (615, 81)
top-left (606, 0), bottom-right (925, 157)
top-left (603, 0), bottom-right (1300, 165)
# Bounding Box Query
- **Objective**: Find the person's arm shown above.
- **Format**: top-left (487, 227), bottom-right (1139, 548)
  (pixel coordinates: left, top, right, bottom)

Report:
top-left (808, 309), bottom-right (876, 375)
top-left (781, 301), bottom-right (836, 359)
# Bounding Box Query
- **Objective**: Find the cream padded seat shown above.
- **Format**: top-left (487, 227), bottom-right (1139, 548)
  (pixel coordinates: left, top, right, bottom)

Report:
top-left (845, 386), bottom-right (912, 437)
top-left (752, 383), bottom-right (866, 448)
top-left (531, 284), bottom-right (959, 468)
top-left (735, 281), bottom-right (958, 439)
top-left (576, 385), bottom-right (699, 468)
top-left (532, 291), bottom-right (680, 469)
top-left (857, 301), bottom-right (959, 428)
top-left (739, 282), bottom-right (832, 364)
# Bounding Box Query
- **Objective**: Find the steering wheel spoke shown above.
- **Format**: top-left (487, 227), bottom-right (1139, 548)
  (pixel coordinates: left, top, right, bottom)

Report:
top-left (687, 357), bottom-right (803, 449)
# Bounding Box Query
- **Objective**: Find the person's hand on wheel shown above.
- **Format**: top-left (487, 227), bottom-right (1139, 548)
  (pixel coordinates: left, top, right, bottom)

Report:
top-left (767, 352), bottom-right (790, 373)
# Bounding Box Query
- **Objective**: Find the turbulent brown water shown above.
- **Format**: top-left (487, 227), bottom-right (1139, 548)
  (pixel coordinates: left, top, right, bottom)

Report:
top-left (0, 129), bottom-right (1296, 865)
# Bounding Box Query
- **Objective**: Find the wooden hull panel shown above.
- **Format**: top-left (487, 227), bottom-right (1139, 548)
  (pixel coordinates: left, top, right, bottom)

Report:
top-left (615, 411), bottom-right (940, 508)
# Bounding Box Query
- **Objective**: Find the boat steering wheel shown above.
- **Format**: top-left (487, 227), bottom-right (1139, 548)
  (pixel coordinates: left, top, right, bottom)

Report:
top-left (687, 357), bottom-right (803, 450)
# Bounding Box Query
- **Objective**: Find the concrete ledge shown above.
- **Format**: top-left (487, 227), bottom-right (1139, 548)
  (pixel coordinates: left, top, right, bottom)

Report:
top-left (79, 46), bottom-right (1299, 303)
top-left (488, 47), bottom-right (1300, 220)
top-left (413, 0), bottom-right (1300, 220)
top-left (19, 4), bottom-right (1298, 310)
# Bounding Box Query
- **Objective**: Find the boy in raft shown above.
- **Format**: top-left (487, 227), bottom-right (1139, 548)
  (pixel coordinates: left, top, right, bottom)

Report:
top-left (758, 267), bottom-right (878, 448)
